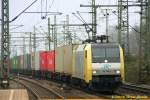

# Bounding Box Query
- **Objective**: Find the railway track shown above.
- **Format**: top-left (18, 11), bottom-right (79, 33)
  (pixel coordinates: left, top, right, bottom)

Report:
top-left (20, 76), bottom-right (108, 99)
top-left (14, 75), bottom-right (115, 99)
top-left (120, 83), bottom-right (150, 95)
top-left (14, 75), bottom-right (150, 99)
top-left (13, 77), bottom-right (64, 100)
top-left (40, 80), bottom-right (113, 99)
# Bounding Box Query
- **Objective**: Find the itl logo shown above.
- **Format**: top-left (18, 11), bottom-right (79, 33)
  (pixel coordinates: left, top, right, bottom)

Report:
top-left (102, 64), bottom-right (111, 72)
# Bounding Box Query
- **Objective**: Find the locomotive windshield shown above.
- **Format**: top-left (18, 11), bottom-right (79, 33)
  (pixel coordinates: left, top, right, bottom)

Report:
top-left (92, 44), bottom-right (120, 63)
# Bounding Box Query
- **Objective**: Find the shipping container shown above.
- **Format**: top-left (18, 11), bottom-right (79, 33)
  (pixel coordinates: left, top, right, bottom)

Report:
top-left (20, 55), bottom-right (24, 69)
top-left (23, 54), bottom-right (31, 70)
top-left (35, 52), bottom-right (40, 70)
top-left (12, 56), bottom-right (17, 69)
top-left (55, 45), bottom-right (73, 75)
top-left (23, 54), bottom-right (27, 70)
top-left (23, 55), bottom-right (26, 69)
top-left (55, 48), bottom-right (63, 73)
top-left (27, 54), bottom-right (31, 70)
top-left (31, 52), bottom-right (35, 70)
top-left (47, 50), bottom-right (55, 72)
top-left (17, 56), bottom-right (21, 69)
top-left (40, 51), bottom-right (47, 71)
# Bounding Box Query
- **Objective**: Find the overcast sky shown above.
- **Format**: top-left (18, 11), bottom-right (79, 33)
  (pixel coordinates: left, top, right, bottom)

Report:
top-left (9, 0), bottom-right (140, 33)
top-left (0, 0), bottom-right (141, 55)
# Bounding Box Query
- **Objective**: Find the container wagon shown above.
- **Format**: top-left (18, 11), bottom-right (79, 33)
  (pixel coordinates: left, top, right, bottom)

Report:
top-left (55, 45), bottom-right (73, 82)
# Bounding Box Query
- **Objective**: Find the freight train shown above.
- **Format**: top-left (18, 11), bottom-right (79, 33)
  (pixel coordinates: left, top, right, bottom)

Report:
top-left (10, 43), bottom-right (125, 91)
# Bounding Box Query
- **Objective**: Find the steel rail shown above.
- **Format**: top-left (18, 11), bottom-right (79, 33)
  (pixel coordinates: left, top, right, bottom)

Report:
top-left (12, 77), bottom-right (64, 100)
top-left (17, 77), bottom-right (65, 99)
top-left (121, 83), bottom-right (150, 94)
top-left (13, 79), bottom-right (41, 100)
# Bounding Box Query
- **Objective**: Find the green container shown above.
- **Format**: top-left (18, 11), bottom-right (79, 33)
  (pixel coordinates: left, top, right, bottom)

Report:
top-left (12, 57), bottom-right (17, 69)
top-left (17, 56), bottom-right (21, 69)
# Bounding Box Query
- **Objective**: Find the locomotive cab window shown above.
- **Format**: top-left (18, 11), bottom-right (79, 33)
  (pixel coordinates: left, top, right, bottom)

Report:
top-left (92, 44), bottom-right (120, 63)
top-left (92, 47), bottom-right (105, 63)
top-left (105, 47), bottom-right (120, 62)
top-left (106, 47), bottom-right (119, 58)
top-left (92, 47), bottom-right (105, 58)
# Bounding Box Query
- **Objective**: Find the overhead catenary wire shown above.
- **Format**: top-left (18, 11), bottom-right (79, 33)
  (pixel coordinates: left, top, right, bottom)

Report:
top-left (112, 11), bottom-right (140, 33)
top-left (10, 25), bottom-right (24, 30)
top-left (46, 0), bottom-right (48, 17)
top-left (72, 12), bottom-right (91, 38)
top-left (41, 0), bottom-right (43, 18)
top-left (49, 0), bottom-right (55, 10)
top-left (10, 0), bottom-right (38, 22)
top-left (40, 0), bottom-right (56, 19)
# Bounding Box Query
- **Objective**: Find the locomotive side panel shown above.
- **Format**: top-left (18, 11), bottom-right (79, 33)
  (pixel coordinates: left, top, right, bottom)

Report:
top-left (120, 46), bottom-right (125, 82)
top-left (84, 44), bottom-right (92, 83)
top-left (73, 45), bottom-right (85, 79)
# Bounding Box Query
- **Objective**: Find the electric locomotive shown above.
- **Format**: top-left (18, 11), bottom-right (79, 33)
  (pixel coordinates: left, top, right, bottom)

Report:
top-left (72, 37), bottom-right (124, 91)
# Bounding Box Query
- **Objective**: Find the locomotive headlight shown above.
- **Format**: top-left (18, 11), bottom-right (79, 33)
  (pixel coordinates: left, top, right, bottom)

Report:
top-left (116, 70), bottom-right (120, 74)
top-left (93, 71), bottom-right (97, 74)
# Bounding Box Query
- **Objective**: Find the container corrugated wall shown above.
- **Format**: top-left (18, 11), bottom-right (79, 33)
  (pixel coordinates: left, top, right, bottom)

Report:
top-left (47, 51), bottom-right (55, 72)
top-left (40, 51), bottom-right (47, 71)
top-left (55, 47), bottom-right (63, 73)
top-left (23, 54), bottom-right (27, 70)
top-left (17, 56), bottom-right (21, 69)
top-left (20, 55), bottom-right (24, 69)
top-left (27, 54), bottom-right (31, 70)
top-left (55, 45), bottom-right (73, 75)
top-left (10, 59), bottom-right (12, 70)
top-left (12, 57), bottom-right (17, 69)
top-left (23, 54), bottom-right (31, 70)
top-left (35, 52), bottom-right (40, 70)
top-left (31, 52), bottom-right (35, 70)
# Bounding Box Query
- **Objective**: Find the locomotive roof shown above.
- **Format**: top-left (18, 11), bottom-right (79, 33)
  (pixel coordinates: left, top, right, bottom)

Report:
top-left (91, 43), bottom-right (120, 48)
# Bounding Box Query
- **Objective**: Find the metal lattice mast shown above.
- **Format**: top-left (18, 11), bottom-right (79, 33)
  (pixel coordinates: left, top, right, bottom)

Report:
top-left (147, 0), bottom-right (150, 77)
top-left (139, 0), bottom-right (149, 82)
top-left (1, 0), bottom-right (10, 87)
top-left (23, 37), bottom-right (26, 69)
top-left (66, 15), bottom-right (72, 44)
top-left (53, 15), bottom-right (57, 50)
top-left (146, 0), bottom-right (150, 59)
top-left (92, 0), bottom-right (97, 37)
top-left (118, 0), bottom-right (130, 55)
top-left (33, 26), bottom-right (36, 52)
top-left (48, 18), bottom-right (51, 50)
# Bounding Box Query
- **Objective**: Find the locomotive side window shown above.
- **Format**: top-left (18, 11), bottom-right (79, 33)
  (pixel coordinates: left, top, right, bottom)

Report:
top-left (85, 50), bottom-right (87, 58)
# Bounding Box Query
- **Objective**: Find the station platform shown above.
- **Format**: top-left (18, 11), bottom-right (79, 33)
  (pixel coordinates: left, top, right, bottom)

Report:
top-left (0, 89), bottom-right (29, 100)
